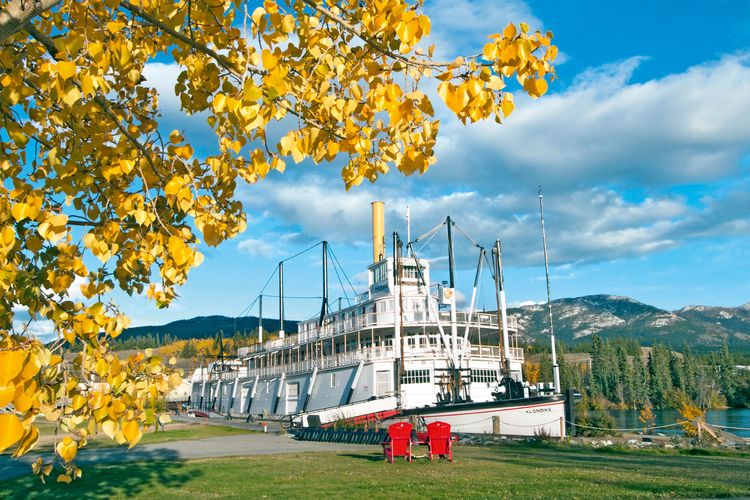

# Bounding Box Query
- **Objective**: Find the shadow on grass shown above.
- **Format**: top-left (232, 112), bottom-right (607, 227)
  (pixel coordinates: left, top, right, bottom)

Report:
top-left (0, 448), bottom-right (196, 500)
top-left (337, 452), bottom-right (385, 463)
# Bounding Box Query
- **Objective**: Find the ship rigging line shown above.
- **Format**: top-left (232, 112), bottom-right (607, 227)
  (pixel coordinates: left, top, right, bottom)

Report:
top-left (414, 226), bottom-right (441, 255)
top-left (409, 219), bottom-right (446, 247)
top-left (262, 295), bottom-right (323, 299)
top-left (235, 241), bottom-right (322, 318)
top-left (451, 220), bottom-right (482, 248)
top-left (281, 241), bottom-right (322, 263)
top-left (484, 252), bottom-right (496, 281)
top-left (327, 244), bottom-right (357, 303)
top-left (329, 259), bottom-right (351, 308)
top-left (235, 266), bottom-right (278, 318)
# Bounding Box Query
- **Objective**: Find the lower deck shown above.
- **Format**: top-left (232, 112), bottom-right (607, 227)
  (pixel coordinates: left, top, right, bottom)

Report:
top-left (190, 355), bottom-right (512, 419)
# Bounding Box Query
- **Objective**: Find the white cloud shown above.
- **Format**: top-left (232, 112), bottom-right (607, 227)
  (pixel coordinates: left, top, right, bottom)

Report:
top-left (433, 54), bottom-right (750, 190)
top-left (237, 232), bottom-right (316, 258)
top-left (242, 171), bottom-right (750, 269)
top-left (423, 0), bottom-right (542, 60)
top-left (11, 311), bottom-right (56, 343)
top-left (237, 237), bottom-right (278, 258)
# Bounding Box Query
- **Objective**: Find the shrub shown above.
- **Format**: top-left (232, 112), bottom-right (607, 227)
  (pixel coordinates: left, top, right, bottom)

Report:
top-left (576, 411), bottom-right (618, 437)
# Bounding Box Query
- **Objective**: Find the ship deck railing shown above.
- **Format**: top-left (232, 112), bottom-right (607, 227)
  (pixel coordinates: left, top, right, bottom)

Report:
top-left (239, 311), bottom-right (518, 356)
top-left (194, 343), bottom-right (524, 382)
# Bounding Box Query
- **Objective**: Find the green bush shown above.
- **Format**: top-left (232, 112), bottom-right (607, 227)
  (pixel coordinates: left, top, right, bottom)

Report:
top-left (576, 411), bottom-right (618, 437)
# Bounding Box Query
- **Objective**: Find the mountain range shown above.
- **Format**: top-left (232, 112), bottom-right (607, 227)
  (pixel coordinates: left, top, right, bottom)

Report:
top-left (121, 295), bottom-right (750, 351)
top-left (508, 295), bottom-right (750, 351)
top-left (121, 315), bottom-right (298, 342)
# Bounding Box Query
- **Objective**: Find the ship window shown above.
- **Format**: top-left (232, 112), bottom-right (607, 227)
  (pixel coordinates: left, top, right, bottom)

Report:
top-left (401, 369), bottom-right (431, 385)
top-left (471, 369), bottom-right (499, 384)
top-left (401, 265), bottom-right (425, 281)
top-left (287, 382), bottom-right (299, 398)
top-left (373, 262), bottom-right (388, 284)
top-left (330, 373), bottom-right (336, 388)
top-left (376, 370), bottom-right (390, 396)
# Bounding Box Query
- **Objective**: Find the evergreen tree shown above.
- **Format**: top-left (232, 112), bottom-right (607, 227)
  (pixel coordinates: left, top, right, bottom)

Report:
top-left (669, 351), bottom-right (685, 393)
top-left (539, 353), bottom-right (553, 383)
top-left (632, 351), bottom-right (649, 406)
top-left (682, 343), bottom-right (698, 401)
top-left (718, 341), bottom-right (738, 405)
top-left (590, 334), bottom-right (607, 397)
top-left (614, 345), bottom-right (628, 404)
top-left (647, 345), bottom-right (672, 408)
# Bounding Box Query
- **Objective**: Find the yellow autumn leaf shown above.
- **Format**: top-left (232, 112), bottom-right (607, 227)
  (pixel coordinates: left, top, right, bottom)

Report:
top-left (123, 418), bottom-right (142, 448)
top-left (0, 414), bottom-right (24, 453)
top-left (37, 213), bottom-right (68, 243)
top-left (101, 419), bottom-right (117, 439)
top-left (0, 350), bottom-right (24, 384)
top-left (56, 437), bottom-right (78, 463)
top-left (501, 93), bottom-right (514, 117)
top-left (0, 384), bottom-right (14, 407)
top-left (56, 61), bottom-right (76, 80)
top-left (261, 49), bottom-right (278, 70)
top-left (281, 14), bottom-right (295, 33)
top-left (503, 23), bottom-right (517, 39)
top-left (12, 425), bottom-right (39, 457)
top-left (62, 86), bottom-right (81, 107)
top-left (107, 21), bottom-right (125, 34)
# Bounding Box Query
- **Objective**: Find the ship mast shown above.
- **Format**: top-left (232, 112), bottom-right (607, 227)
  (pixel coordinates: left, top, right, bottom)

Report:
top-left (319, 241), bottom-right (329, 326)
top-left (539, 188), bottom-right (560, 393)
top-left (492, 240), bottom-right (512, 377)
top-left (393, 232), bottom-right (405, 394)
top-left (446, 216), bottom-right (459, 368)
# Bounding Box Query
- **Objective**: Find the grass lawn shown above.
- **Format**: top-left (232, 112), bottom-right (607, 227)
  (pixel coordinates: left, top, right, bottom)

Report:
top-left (2, 442), bottom-right (749, 499)
top-left (34, 422), bottom-right (256, 451)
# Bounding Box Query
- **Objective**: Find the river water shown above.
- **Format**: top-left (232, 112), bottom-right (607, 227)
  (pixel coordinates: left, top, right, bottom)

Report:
top-left (605, 408), bottom-right (750, 438)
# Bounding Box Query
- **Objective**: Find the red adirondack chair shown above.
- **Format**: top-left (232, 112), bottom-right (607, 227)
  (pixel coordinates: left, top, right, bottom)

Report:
top-left (426, 421), bottom-right (453, 462)
top-left (382, 422), bottom-right (413, 463)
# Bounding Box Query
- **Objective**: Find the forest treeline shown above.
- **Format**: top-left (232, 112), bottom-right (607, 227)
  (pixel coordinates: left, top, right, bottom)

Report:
top-left (528, 335), bottom-right (750, 409)
top-left (114, 330), bottom-right (266, 359)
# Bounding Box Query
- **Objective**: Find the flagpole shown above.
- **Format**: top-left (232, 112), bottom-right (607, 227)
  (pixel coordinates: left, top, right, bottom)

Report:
top-left (539, 187), bottom-right (560, 394)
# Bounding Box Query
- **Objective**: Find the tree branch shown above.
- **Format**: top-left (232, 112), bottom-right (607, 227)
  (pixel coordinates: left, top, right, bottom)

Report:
top-left (119, 0), bottom-right (255, 79)
top-left (299, 0), bottom-right (486, 69)
top-left (0, 0), bottom-right (62, 44)
top-left (24, 21), bottom-right (57, 56)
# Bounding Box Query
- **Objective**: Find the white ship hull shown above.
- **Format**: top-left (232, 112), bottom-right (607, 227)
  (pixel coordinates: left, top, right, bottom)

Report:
top-left (399, 396), bottom-right (566, 437)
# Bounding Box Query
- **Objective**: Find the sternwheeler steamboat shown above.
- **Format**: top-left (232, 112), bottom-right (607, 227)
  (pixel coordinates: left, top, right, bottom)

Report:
top-left (189, 202), bottom-right (565, 437)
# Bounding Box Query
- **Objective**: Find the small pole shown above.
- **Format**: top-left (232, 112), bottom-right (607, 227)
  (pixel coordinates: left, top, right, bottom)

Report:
top-left (539, 187), bottom-right (560, 393)
top-left (279, 261), bottom-right (285, 338)
top-left (258, 295), bottom-right (264, 343)
top-left (406, 205), bottom-right (411, 244)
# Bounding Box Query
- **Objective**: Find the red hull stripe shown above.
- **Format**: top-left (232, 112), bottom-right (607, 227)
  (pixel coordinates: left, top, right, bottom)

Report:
top-left (424, 401), bottom-right (564, 418)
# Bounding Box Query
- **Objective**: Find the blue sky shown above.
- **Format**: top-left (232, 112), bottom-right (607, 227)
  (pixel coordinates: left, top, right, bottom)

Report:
top-left (94, 0), bottom-right (750, 329)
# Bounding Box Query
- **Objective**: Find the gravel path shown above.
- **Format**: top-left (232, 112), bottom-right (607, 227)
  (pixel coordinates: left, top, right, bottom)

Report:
top-left (0, 427), bottom-right (376, 480)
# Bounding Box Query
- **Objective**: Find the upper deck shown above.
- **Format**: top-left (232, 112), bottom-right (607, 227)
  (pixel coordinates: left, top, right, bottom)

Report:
top-left (238, 298), bottom-right (518, 357)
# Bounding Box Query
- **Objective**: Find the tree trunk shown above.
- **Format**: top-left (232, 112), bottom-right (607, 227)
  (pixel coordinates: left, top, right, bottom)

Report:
top-left (0, 0), bottom-right (62, 43)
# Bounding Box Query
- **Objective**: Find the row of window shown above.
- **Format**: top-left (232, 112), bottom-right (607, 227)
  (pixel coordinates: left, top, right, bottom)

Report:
top-left (401, 369), bottom-right (431, 384)
top-left (264, 368), bottom-right (495, 395)
top-left (471, 369), bottom-right (499, 383)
